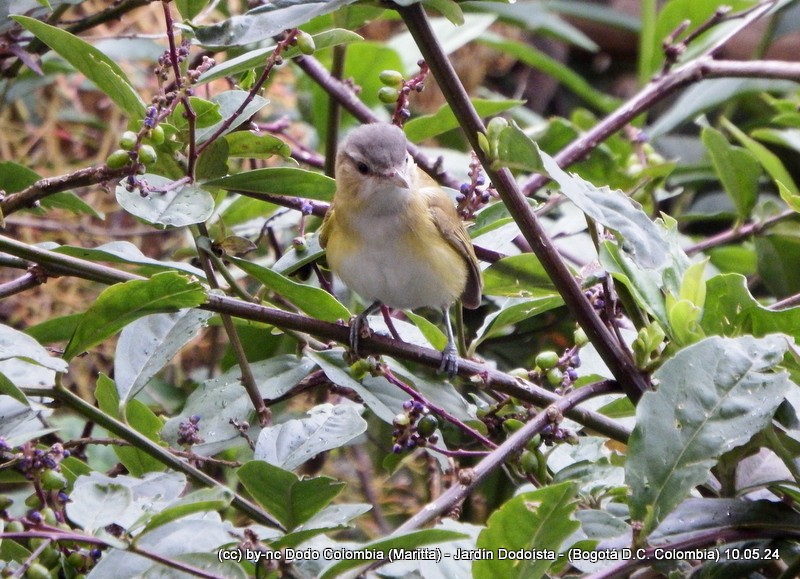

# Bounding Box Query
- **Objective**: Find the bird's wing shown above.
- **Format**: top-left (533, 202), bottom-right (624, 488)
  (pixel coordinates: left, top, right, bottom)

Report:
top-left (425, 187), bottom-right (483, 310)
top-left (319, 205), bottom-right (334, 249)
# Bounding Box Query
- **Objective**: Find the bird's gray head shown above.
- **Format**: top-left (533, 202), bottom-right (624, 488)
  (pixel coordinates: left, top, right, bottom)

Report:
top-left (339, 123), bottom-right (409, 182)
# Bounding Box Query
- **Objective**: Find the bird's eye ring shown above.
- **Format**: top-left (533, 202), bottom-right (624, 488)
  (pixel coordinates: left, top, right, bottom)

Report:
top-left (356, 162), bottom-right (370, 175)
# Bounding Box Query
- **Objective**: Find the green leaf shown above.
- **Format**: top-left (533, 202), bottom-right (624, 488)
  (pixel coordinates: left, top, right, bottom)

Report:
top-left (198, 29), bottom-right (364, 84)
top-left (206, 167), bottom-right (336, 202)
top-left (0, 372), bottom-right (28, 406)
top-left (228, 256), bottom-right (350, 322)
top-left (273, 233), bottom-right (326, 275)
top-left (66, 479), bottom-right (133, 532)
top-left (63, 272), bottom-right (206, 361)
top-left (405, 311), bottom-right (447, 350)
top-left (193, 91), bottom-right (269, 143)
top-left (420, 0), bottom-right (464, 25)
top-left (483, 254), bottom-right (555, 297)
top-left (404, 99), bottom-right (524, 143)
top-left (473, 294), bottom-right (564, 348)
top-left (254, 403), bottom-right (367, 471)
top-left (237, 460), bottom-right (345, 530)
top-left (115, 309), bottom-right (213, 403)
top-left (0, 323), bottom-right (68, 373)
top-left (39, 191), bottom-right (103, 218)
top-left (196, 137), bottom-right (229, 181)
top-left (702, 273), bottom-right (800, 340)
top-left (224, 131), bottom-right (292, 160)
top-left (175, 0), bottom-right (207, 20)
top-left (12, 16), bottom-right (146, 117)
top-left (778, 180), bottom-right (800, 213)
top-left (115, 174), bottom-right (215, 227)
top-left (541, 152), bottom-right (680, 271)
top-left (474, 482), bottom-right (580, 579)
top-left (720, 116), bottom-right (799, 195)
top-left (626, 335), bottom-right (791, 536)
top-left (117, 399), bottom-right (166, 476)
top-left (479, 33), bottom-right (618, 113)
top-left (755, 234), bottom-right (800, 297)
top-left (702, 126), bottom-right (762, 221)
top-left (492, 122), bottom-right (545, 173)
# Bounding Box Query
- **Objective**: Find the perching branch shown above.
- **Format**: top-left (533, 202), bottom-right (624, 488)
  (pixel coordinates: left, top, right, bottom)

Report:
top-left (0, 233), bottom-right (631, 443)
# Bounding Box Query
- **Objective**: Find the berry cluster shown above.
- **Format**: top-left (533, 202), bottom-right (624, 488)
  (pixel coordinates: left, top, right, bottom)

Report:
top-left (457, 153), bottom-right (493, 217)
top-left (377, 61), bottom-right (430, 126)
top-left (530, 342), bottom-right (583, 395)
top-left (391, 400), bottom-right (440, 453)
top-left (177, 415), bottom-right (205, 447)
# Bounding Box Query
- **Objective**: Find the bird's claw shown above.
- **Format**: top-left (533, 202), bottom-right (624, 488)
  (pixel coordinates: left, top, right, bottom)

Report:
top-left (438, 342), bottom-right (459, 378)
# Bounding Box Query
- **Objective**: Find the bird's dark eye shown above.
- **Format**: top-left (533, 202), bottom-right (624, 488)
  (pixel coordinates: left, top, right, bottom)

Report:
top-left (356, 162), bottom-right (370, 175)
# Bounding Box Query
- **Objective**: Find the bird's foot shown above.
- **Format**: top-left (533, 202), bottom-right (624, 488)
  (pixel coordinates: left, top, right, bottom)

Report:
top-left (438, 341), bottom-right (459, 378)
top-left (348, 312), bottom-right (373, 358)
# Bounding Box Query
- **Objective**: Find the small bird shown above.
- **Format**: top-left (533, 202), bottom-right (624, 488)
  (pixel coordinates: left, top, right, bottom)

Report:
top-left (320, 122), bottom-right (482, 376)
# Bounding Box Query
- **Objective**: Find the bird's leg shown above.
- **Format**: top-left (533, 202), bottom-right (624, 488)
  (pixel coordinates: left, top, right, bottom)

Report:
top-left (350, 301), bottom-right (382, 357)
top-left (439, 306), bottom-right (459, 377)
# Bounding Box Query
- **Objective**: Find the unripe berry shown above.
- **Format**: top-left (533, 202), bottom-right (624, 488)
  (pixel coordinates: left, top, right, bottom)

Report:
top-left (138, 144), bottom-right (157, 165)
top-left (41, 470), bottom-right (67, 491)
top-left (574, 327), bottom-right (589, 347)
top-left (535, 351), bottom-right (559, 370)
top-left (106, 149), bottom-right (131, 169)
top-left (546, 368), bottom-right (563, 387)
top-left (146, 125), bottom-right (165, 145)
top-left (519, 450), bottom-right (539, 474)
top-left (393, 413), bottom-right (410, 427)
top-left (296, 31), bottom-right (316, 55)
top-left (502, 418), bottom-right (524, 434)
top-left (24, 562), bottom-right (50, 579)
top-left (417, 415), bottom-right (438, 437)
top-left (378, 86), bottom-right (400, 104)
top-left (379, 70), bottom-right (404, 88)
top-left (119, 131), bottom-right (138, 151)
top-left (292, 236), bottom-right (307, 252)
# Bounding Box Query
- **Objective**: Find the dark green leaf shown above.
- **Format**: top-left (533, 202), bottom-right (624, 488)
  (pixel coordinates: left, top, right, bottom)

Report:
top-left (237, 460), bottom-right (345, 530)
top-left (55, 241), bottom-right (205, 278)
top-left (483, 254), bottom-right (555, 296)
top-left (196, 138), bottom-right (229, 181)
top-left (225, 131), bottom-right (292, 160)
top-left (626, 335), bottom-right (791, 536)
top-left (207, 167), bottom-right (336, 201)
top-left (492, 122), bottom-right (545, 173)
top-left (116, 399), bottom-right (166, 476)
top-left (755, 234), bottom-right (800, 297)
top-left (475, 482), bottom-right (580, 579)
top-left (0, 372), bottom-right (28, 406)
top-left (473, 294), bottom-right (565, 348)
top-left (228, 256), bottom-right (350, 322)
top-left (140, 487), bottom-right (233, 534)
top-left (702, 126), bottom-right (761, 221)
top-left (175, 0), bottom-right (207, 20)
top-left (13, 16), bottom-right (146, 117)
top-left (63, 272), bottom-right (207, 361)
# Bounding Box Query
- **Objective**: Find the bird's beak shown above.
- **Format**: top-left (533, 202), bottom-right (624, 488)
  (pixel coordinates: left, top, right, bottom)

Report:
top-left (386, 167), bottom-right (411, 190)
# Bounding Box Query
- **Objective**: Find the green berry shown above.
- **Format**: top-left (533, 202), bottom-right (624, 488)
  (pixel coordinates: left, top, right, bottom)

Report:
top-left (147, 125), bottom-right (165, 145)
top-left (25, 493), bottom-right (42, 508)
top-left (67, 551), bottom-right (87, 569)
top-left (574, 327), bottom-right (589, 347)
top-left (417, 415), bottom-right (438, 437)
top-left (7, 520), bottom-right (24, 533)
top-left (119, 131), bottom-right (138, 151)
top-left (106, 149), bottom-right (131, 169)
top-left (296, 31), bottom-right (316, 55)
top-left (519, 450), bottom-right (539, 474)
top-left (24, 563), bottom-right (50, 579)
top-left (502, 418), bottom-right (525, 434)
top-left (348, 358), bottom-right (372, 380)
top-left (41, 470), bottom-right (67, 491)
top-left (526, 433), bottom-right (542, 452)
top-left (546, 368), bottom-right (563, 387)
top-left (379, 70), bottom-right (404, 88)
top-left (535, 351), bottom-right (559, 370)
top-left (378, 86), bottom-right (400, 104)
top-left (40, 507), bottom-right (57, 525)
top-left (0, 494), bottom-right (13, 510)
top-left (138, 144), bottom-right (157, 165)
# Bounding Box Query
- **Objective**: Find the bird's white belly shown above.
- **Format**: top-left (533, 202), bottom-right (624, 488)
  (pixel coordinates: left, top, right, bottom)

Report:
top-left (335, 219), bottom-right (458, 310)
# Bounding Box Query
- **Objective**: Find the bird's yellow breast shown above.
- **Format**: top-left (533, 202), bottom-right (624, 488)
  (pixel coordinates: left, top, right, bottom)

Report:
top-left (323, 191), bottom-right (468, 311)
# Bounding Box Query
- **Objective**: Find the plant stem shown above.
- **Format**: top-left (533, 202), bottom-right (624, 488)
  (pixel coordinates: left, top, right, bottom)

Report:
top-left (23, 384), bottom-right (283, 530)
